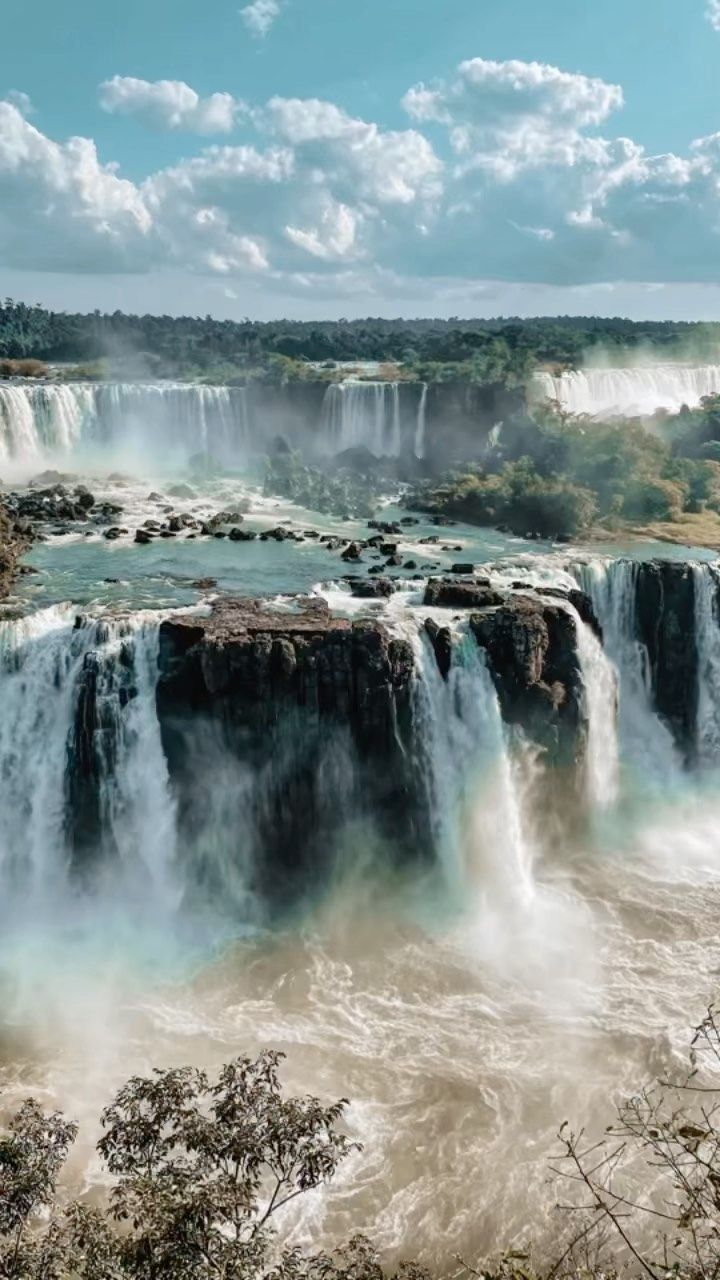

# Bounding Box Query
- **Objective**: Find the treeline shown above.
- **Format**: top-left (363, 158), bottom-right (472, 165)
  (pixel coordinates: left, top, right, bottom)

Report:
top-left (3, 298), bottom-right (720, 382)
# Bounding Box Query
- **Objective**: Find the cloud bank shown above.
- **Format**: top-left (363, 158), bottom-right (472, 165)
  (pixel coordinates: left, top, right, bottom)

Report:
top-left (3, 55), bottom-right (720, 302)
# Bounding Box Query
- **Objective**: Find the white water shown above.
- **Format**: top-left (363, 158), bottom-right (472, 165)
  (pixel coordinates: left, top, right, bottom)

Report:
top-left (533, 364), bottom-right (720, 417)
top-left (320, 381), bottom-right (427, 458)
top-left (407, 621), bottom-right (535, 909)
top-left (573, 558), bottom-right (681, 783)
top-left (5, 563), bottom-right (720, 1271)
top-left (569, 605), bottom-right (620, 809)
top-left (693, 564), bottom-right (720, 765)
top-left (0, 605), bottom-right (176, 904)
top-left (414, 383), bottom-right (428, 460)
top-left (0, 381), bottom-right (251, 468)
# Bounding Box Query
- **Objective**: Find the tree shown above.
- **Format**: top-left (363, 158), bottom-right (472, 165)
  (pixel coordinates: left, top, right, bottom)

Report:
top-left (0, 1052), bottom-right (428, 1280)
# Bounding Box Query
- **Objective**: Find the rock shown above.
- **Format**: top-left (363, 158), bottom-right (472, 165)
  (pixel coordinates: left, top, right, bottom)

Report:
top-left (0, 500), bottom-right (34, 598)
top-left (347, 578), bottom-right (395, 598)
top-left (385, 554), bottom-right (403, 567)
top-left (134, 529), bottom-right (154, 545)
top-left (633, 560), bottom-right (699, 756)
top-left (156, 597), bottom-right (420, 899)
top-left (29, 469), bottom-right (77, 487)
top-left (423, 578), bottom-right (501, 609)
top-left (404, 560), bottom-right (418, 570)
top-left (470, 593), bottom-right (587, 768)
top-left (168, 483), bottom-right (197, 499)
top-left (424, 618), bottom-right (452, 680)
top-left (190, 578), bottom-right (217, 590)
top-left (228, 527), bottom-right (257, 542)
top-left (450, 563), bottom-right (475, 575)
top-left (74, 487), bottom-right (95, 510)
top-left (147, 491), bottom-right (165, 503)
top-left (338, 540), bottom-right (361, 560)
top-left (103, 527), bottom-right (128, 541)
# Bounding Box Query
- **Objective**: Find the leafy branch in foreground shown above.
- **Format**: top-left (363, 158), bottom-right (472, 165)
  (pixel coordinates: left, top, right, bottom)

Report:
top-left (0, 1050), bottom-right (427, 1280)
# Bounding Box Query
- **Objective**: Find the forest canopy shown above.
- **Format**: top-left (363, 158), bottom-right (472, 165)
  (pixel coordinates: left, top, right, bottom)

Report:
top-left (3, 299), bottom-right (720, 383)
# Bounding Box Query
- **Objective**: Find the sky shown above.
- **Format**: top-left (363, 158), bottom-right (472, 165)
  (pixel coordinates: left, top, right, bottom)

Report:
top-left (3, 0), bottom-right (720, 320)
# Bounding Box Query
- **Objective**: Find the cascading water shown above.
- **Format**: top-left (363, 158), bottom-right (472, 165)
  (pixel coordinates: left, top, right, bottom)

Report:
top-left (0, 381), bottom-right (252, 466)
top-left (414, 383), bottom-right (428, 460)
top-left (693, 563), bottom-right (720, 765)
top-left (532, 364), bottom-right (720, 418)
top-left (320, 381), bottom-right (428, 458)
top-left (572, 559), bottom-right (680, 782)
top-left (565, 603), bottom-right (620, 809)
top-left (0, 606), bottom-right (176, 907)
top-left (408, 621), bottom-right (535, 909)
top-left (320, 381), bottom-right (401, 457)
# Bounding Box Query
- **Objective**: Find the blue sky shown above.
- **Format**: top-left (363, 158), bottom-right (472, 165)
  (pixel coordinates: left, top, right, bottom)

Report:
top-left (3, 0), bottom-right (720, 319)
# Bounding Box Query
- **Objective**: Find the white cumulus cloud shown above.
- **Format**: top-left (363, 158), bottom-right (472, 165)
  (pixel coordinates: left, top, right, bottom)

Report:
top-left (240, 0), bottom-right (282, 37)
top-left (403, 57), bottom-right (622, 178)
top-left (99, 77), bottom-right (244, 134)
top-left (708, 0), bottom-right (720, 29)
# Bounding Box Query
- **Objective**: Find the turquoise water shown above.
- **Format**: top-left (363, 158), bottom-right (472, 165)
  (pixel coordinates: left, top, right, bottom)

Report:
top-left (13, 482), bottom-right (565, 612)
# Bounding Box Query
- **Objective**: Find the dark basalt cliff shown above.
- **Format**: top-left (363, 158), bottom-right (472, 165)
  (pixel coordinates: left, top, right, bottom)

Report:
top-left (632, 559), bottom-right (711, 759)
top-left (470, 594), bottom-right (586, 769)
top-left (422, 578), bottom-right (591, 769)
top-left (156, 598), bottom-right (420, 900)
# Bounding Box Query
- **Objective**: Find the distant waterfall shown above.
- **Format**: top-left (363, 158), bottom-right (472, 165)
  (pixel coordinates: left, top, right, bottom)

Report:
top-left (0, 607), bottom-right (176, 904)
top-left (414, 383), bottom-right (428, 460)
top-left (320, 382), bottom-right (401, 457)
top-left (0, 382), bottom-right (252, 465)
top-left (693, 564), bottom-right (720, 765)
top-left (532, 365), bottom-right (720, 418)
top-left (320, 381), bottom-right (428, 458)
top-left (573, 559), bottom-right (680, 781)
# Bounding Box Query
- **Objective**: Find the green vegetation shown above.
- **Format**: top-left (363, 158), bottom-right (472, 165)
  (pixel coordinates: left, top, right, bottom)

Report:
top-left (5, 1012), bottom-right (720, 1280)
top-left (4, 298), bottom-right (720, 386)
top-left (412, 398), bottom-right (720, 540)
top-left (264, 450), bottom-right (382, 519)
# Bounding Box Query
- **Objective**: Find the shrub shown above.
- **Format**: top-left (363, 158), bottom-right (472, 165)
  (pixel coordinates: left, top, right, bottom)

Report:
top-left (621, 476), bottom-right (687, 521)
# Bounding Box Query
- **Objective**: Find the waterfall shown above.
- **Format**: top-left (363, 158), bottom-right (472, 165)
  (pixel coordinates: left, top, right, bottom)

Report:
top-left (320, 382), bottom-right (404, 457)
top-left (566, 604), bottom-right (620, 808)
top-left (414, 383), bottom-right (428, 460)
top-left (573, 559), bottom-right (680, 782)
top-left (409, 622), bottom-right (535, 908)
top-left (0, 382), bottom-right (252, 466)
top-left (0, 607), bottom-right (176, 905)
top-left (693, 563), bottom-right (720, 765)
top-left (532, 364), bottom-right (720, 418)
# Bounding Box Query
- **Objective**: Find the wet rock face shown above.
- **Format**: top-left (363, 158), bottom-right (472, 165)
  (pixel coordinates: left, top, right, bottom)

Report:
top-left (0, 500), bottom-right (34, 598)
top-left (633, 560), bottom-right (698, 755)
top-left (470, 594), bottom-right (587, 768)
top-left (156, 598), bottom-right (422, 902)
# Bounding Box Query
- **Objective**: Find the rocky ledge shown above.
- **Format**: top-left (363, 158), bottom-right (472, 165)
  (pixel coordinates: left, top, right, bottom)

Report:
top-left (156, 598), bottom-right (420, 898)
top-left (423, 576), bottom-right (597, 769)
top-left (157, 596), bottom-right (414, 745)
top-left (0, 500), bottom-right (35, 598)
